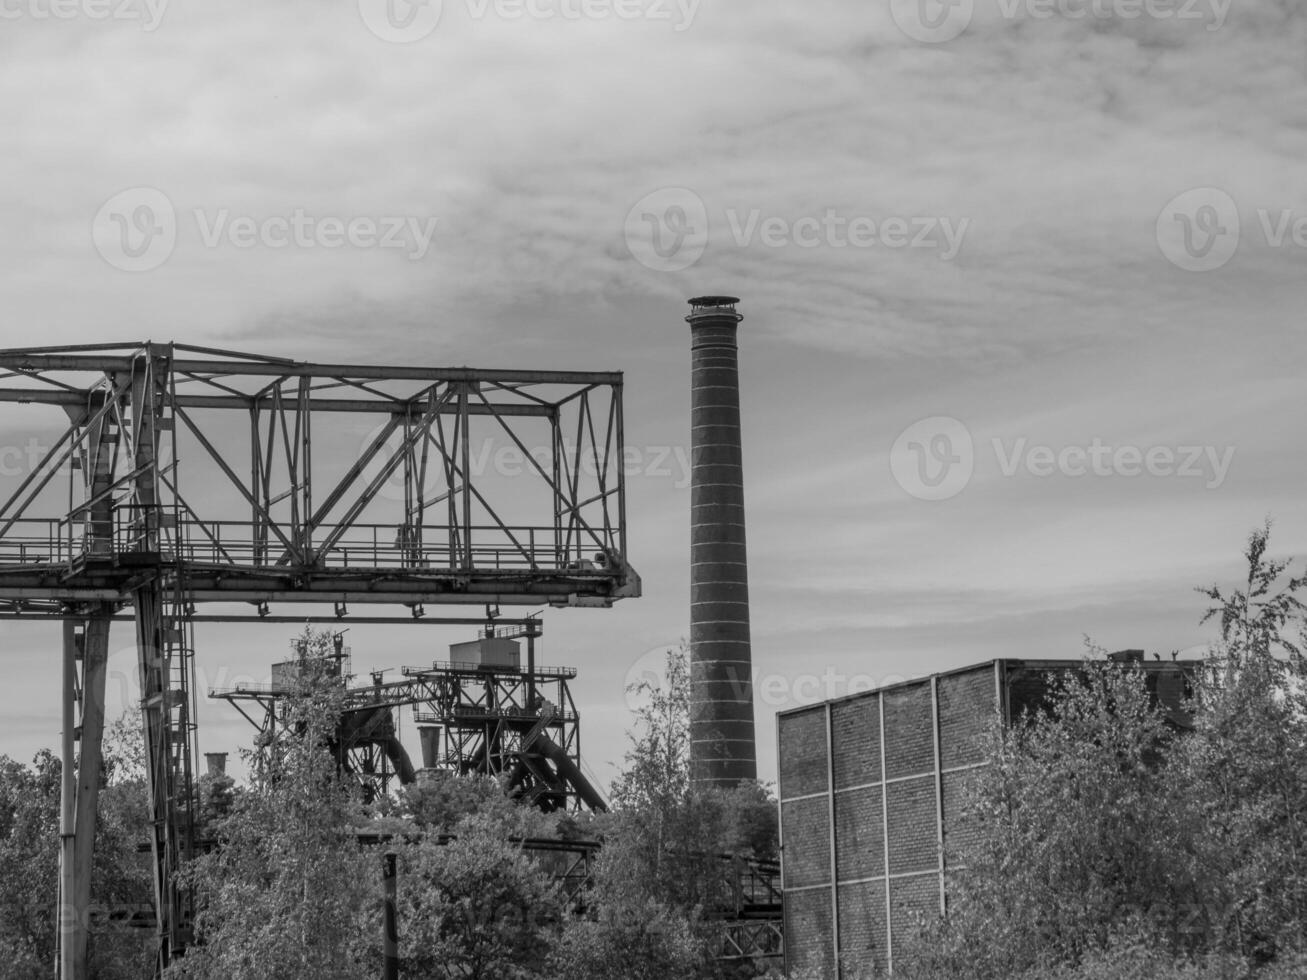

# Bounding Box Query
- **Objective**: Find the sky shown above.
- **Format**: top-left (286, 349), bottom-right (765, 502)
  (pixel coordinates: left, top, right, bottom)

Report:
top-left (1, 0), bottom-right (1306, 792)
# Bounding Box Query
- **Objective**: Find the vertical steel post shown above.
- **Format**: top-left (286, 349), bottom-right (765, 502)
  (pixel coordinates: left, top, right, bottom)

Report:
top-left (58, 619), bottom-right (77, 980)
top-left (775, 709), bottom-right (789, 977)
top-left (879, 691), bottom-right (893, 974)
top-left (70, 612), bottom-right (111, 979)
top-left (931, 676), bottom-right (946, 915)
top-left (526, 624), bottom-right (537, 711)
top-left (826, 702), bottom-right (841, 978)
top-left (383, 852), bottom-right (399, 980)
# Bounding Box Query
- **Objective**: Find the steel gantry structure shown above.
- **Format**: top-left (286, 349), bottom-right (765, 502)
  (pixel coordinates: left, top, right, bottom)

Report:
top-left (0, 342), bottom-right (638, 979)
top-left (212, 620), bottom-right (608, 813)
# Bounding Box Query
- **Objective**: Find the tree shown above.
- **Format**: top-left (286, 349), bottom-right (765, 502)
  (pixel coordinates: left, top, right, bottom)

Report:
top-left (0, 739), bottom-right (153, 980)
top-left (549, 882), bottom-right (707, 980)
top-left (896, 658), bottom-right (1188, 980)
top-left (897, 522), bottom-right (1307, 979)
top-left (0, 751), bottom-right (60, 979)
top-left (586, 645), bottom-right (779, 978)
top-left (89, 715), bottom-right (157, 980)
top-left (1179, 520), bottom-right (1307, 961)
top-left (395, 771), bottom-right (555, 839)
top-left (174, 628), bottom-right (378, 980)
top-left (394, 814), bottom-right (562, 980)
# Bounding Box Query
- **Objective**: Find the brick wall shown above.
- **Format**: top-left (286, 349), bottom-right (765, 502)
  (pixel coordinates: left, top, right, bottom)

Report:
top-left (777, 662), bottom-right (1000, 976)
top-left (778, 658), bottom-right (1202, 975)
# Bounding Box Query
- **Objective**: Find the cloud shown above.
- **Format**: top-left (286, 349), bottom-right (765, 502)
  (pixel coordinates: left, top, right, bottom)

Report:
top-left (1, 1), bottom-right (1306, 782)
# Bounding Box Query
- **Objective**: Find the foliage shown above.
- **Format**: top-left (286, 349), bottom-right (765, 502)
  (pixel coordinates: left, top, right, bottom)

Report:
top-left (89, 723), bottom-right (156, 980)
top-left (174, 628), bottom-right (378, 980)
top-left (0, 740), bottom-right (154, 980)
top-left (549, 885), bottom-right (707, 980)
top-left (610, 643), bottom-right (692, 816)
top-left (1177, 521), bottom-right (1307, 962)
top-left (896, 522), bottom-right (1307, 979)
top-left (394, 813), bottom-right (562, 980)
top-left (576, 644), bottom-right (779, 978)
top-left (395, 771), bottom-right (556, 839)
top-left (0, 751), bottom-right (61, 979)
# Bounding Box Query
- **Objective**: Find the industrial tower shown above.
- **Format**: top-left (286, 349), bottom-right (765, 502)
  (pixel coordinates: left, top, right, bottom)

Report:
top-left (687, 297), bottom-right (757, 788)
top-left (0, 343), bottom-right (638, 978)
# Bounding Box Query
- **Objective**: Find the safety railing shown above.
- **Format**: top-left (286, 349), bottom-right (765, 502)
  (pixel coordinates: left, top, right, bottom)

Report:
top-left (0, 515), bottom-right (618, 576)
top-left (402, 662), bottom-right (578, 679)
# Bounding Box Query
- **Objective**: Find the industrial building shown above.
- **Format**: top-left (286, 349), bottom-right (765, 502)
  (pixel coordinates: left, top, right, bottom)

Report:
top-left (777, 654), bottom-right (1197, 977)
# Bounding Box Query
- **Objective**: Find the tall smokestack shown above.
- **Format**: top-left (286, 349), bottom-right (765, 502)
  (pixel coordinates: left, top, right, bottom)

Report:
top-left (686, 296), bottom-right (756, 789)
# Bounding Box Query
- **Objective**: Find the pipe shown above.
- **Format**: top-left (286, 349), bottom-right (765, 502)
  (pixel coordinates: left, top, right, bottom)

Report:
top-left (380, 735), bottom-right (417, 785)
top-left (535, 734), bottom-right (607, 812)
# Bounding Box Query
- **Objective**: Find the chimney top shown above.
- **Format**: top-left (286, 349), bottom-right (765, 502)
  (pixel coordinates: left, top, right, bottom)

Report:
top-left (686, 296), bottom-right (741, 321)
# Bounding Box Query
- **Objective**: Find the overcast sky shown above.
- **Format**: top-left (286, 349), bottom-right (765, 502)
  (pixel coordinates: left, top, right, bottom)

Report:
top-left (2, 0), bottom-right (1306, 789)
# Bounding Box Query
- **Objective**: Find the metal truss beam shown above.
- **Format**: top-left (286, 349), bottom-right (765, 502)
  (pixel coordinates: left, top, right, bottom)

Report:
top-left (0, 342), bottom-right (638, 611)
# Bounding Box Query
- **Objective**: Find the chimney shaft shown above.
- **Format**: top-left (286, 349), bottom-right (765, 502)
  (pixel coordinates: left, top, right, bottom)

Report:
top-left (686, 296), bottom-right (756, 789)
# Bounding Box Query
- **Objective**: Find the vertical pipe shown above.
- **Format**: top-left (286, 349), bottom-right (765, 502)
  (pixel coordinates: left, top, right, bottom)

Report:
top-left (526, 624), bottom-right (537, 711)
top-left (686, 296), bottom-right (756, 789)
top-left (299, 376), bottom-right (313, 563)
top-left (826, 703), bottom-right (841, 979)
top-left (383, 852), bottom-right (399, 980)
top-left (931, 676), bottom-right (946, 915)
top-left (614, 385), bottom-right (627, 566)
top-left (460, 390), bottom-right (472, 570)
top-left (59, 619), bottom-right (77, 980)
top-left (879, 691), bottom-right (893, 974)
top-left (776, 710), bottom-right (789, 977)
top-left (548, 413), bottom-right (559, 568)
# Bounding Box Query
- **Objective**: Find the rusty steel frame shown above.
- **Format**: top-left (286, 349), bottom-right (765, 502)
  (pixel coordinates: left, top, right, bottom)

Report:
top-left (0, 342), bottom-right (637, 978)
top-left (213, 630), bottom-right (592, 812)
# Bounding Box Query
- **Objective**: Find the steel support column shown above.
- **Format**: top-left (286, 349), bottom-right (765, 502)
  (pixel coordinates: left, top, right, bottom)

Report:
top-left (58, 620), bottom-right (76, 980)
top-left (59, 609), bottom-right (112, 980)
top-left (135, 580), bottom-right (191, 972)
